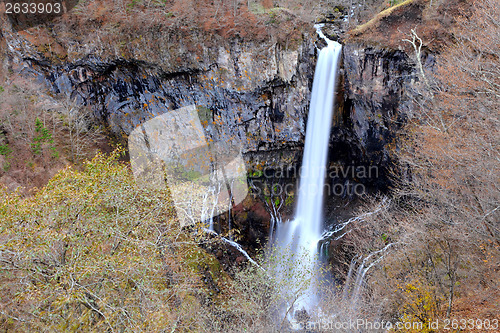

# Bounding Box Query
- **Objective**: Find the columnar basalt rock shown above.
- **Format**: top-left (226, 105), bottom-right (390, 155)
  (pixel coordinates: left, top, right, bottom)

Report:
top-left (4, 31), bottom-right (318, 171)
top-left (327, 42), bottom-right (423, 190)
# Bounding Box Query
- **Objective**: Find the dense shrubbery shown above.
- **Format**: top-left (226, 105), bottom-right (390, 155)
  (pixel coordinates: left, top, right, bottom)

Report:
top-left (0, 149), bottom-right (194, 331)
top-left (341, 0), bottom-right (499, 327)
top-left (0, 149), bottom-right (320, 332)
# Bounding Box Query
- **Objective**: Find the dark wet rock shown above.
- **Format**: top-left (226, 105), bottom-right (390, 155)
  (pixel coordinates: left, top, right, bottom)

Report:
top-left (6, 34), bottom-right (318, 171)
top-left (327, 42), bottom-right (421, 191)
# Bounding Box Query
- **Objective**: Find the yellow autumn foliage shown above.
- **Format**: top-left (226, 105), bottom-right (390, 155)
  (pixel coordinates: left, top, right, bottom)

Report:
top-left (0, 148), bottom-right (210, 332)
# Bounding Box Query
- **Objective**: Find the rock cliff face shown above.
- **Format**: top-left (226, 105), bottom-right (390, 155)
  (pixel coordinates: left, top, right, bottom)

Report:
top-left (3, 12), bottom-right (424, 180)
top-left (329, 43), bottom-right (419, 189)
top-left (2, 12), bottom-right (427, 248)
top-left (4, 23), bottom-right (317, 171)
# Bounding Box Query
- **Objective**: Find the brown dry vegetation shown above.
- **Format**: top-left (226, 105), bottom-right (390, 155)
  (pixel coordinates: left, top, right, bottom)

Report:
top-left (349, 0), bottom-right (471, 51)
top-left (1, 0), bottom-right (393, 70)
top-left (0, 71), bottom-right (109, 193)
top-left (1, 0), bottom-right (313, 70)
top-left (341, 0), bottom-right (500, 329)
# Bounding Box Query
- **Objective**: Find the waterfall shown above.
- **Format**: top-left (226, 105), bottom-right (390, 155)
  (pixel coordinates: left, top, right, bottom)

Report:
top-left (273, 29), bottom-right (342, 314)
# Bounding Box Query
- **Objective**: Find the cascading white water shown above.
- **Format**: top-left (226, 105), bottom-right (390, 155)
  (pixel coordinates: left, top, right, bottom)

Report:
top-left (273, 29), bottom-right (342, 313)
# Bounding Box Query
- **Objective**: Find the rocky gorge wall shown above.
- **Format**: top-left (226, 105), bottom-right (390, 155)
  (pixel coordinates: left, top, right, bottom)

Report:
top-left (3, 18), bottom-right (317, 171)
top-left (2, 10), bottom-right (422, 179)
top-left (330, 43), bottom-right (419, 190)
top-left (1, 10), bottom-right (425, 249)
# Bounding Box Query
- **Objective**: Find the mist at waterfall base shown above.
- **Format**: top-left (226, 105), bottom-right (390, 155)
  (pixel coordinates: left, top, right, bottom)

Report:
top-left (270, 39), bottom-right (342, 317)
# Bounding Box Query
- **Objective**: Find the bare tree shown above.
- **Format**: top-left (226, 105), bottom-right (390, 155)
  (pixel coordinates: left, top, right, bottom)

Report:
top-left (57, 97), bottom-right (104, 163)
